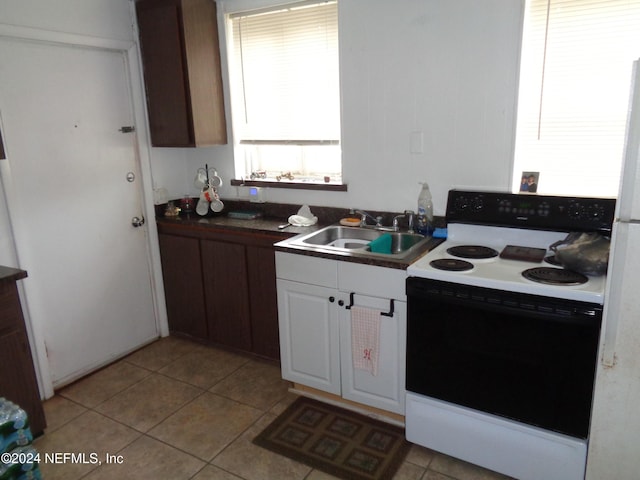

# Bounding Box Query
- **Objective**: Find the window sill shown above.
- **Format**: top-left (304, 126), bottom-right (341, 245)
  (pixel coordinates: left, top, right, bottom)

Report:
top-left (230, 179), bottom-right (347, 192)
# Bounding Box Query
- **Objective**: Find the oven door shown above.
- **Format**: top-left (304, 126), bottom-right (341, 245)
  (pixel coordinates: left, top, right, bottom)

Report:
top-left (406, 277), bottom-right (602, 439)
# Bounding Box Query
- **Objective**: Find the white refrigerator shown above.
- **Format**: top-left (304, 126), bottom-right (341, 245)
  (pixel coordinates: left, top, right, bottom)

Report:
top-left (586, 59), bottom-right (640, 479)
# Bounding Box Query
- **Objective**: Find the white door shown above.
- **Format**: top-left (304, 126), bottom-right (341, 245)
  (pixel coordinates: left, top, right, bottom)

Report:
top-left (0, 38), bottom-right (158, 386)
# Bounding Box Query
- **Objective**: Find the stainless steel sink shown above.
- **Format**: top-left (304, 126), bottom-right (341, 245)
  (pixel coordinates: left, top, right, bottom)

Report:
top-left (281, 225), bottom-right (431, 259)
top-left (301, 226), bottom-right (382, 246)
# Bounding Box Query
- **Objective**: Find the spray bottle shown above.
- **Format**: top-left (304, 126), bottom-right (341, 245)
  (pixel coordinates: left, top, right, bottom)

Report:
top-left (417, 182), bottom-right (434, 235)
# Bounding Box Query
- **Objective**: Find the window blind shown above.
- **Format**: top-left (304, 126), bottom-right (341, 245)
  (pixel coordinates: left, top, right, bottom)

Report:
top-left (514, 0), bottom-right (640, 196)
top-left (230, 1), bottom-right (340, 143)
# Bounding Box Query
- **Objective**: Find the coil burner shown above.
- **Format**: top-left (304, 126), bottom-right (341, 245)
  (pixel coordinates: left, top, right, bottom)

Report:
top-left (430, 259), bottom-right (474, 272)
top-left (447, 245), bottom-right (499, 259)
top-left (522, 267), bottom-right (588, 286)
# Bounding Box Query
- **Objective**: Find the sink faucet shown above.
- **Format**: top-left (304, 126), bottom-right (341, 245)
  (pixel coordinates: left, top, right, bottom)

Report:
top-left (393, 210), bottom-right (415, 233)
top-left (352, 209), bottom-right (383, 228)
top-left (405, 210), bottom-right (415, 234)
top-left (392, 214), bottom-right (405, 232)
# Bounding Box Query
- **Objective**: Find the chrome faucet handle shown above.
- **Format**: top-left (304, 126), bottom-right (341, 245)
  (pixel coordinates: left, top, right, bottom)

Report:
top-left (392, 214), bottom-right (406, 232)
top-left (353, 209), bottom-right (382, 227)
top-left (404, 210), bottom-right (415, 233)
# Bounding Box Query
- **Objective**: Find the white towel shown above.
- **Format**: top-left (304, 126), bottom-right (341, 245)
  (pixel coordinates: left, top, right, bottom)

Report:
top-left (288, 205), bottom-right (318, 226)
top-left (350, 306), bottom-right (381, 376)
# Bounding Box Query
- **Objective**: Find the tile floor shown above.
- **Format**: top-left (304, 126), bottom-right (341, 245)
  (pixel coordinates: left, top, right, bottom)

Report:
top-left (34, 336), bottom-right (513, 480)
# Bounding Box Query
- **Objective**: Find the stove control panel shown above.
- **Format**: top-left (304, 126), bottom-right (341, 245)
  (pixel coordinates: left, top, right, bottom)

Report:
top-left (447, 190), bottom-right (616, 233)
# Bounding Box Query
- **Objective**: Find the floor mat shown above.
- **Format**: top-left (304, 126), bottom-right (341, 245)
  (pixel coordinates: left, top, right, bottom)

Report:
top-left (253, 396), bottom-right (411, 480)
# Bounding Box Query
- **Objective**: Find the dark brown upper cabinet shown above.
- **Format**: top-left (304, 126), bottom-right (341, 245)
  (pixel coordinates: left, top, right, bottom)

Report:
top-left (136, 0), bottom-right (227, 147)
top-left (0, 129), bottom-right (5, 159)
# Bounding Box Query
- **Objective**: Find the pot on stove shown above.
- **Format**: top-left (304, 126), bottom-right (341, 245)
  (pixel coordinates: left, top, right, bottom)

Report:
top-left (550, 232), bottom-right (610, 276)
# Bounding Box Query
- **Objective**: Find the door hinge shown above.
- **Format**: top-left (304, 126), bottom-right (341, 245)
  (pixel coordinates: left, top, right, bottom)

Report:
top-left (119, 126), bottom-right (135, 133)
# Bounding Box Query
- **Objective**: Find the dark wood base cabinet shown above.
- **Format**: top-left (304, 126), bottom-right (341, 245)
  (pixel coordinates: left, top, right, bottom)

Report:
top-left (158, 223), bottom-right (280, 361)
top-left (157, 234), bottom-right (207, 339)
top-left (246, 245), bottom-right (281, 360)
top-left (0, 269), bottom-right (46, 435)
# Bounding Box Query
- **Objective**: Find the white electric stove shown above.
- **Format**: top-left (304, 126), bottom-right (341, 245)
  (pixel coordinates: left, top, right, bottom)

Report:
top-left (405, 189), bottom-right (616, 480)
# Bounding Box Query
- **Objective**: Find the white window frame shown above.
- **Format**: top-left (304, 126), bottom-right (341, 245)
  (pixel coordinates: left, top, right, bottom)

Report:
top-left (222, 0), bottom-right (342, 187)
top-left (513, 0), bottom-right (640, 197)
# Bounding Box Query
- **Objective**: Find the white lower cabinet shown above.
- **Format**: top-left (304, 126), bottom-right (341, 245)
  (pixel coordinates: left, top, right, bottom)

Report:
top-left (276, 252), bottom-right (406, 415)
top-left (339, 293), bottom-right (406, 414)
top-left (277, 278), bottom-right (342, 395)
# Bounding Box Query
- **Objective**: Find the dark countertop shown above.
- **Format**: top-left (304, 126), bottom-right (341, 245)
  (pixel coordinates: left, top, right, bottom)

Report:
top-left (0, 265), bottom-right (27, 283)
top-left (156, 213), bottom-right (322, 238)
top-left (157, 211), bottom-right (442, 270)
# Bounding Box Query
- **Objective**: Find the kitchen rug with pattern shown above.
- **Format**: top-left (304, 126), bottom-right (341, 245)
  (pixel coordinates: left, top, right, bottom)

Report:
top-left (253, 396), bottom-right (411, 480)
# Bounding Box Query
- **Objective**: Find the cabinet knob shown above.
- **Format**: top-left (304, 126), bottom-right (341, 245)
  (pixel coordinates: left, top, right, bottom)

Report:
top-left (329, 296), bottom-right (335, 303)
top-left (338, 300), bottom-right (344, 306)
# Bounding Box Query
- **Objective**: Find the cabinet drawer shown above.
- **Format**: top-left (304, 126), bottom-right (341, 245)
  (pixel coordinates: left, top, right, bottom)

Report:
top-left (276, 252), bottom-right (338, 288)
top-left (338, 261), bottom-right (406, 300)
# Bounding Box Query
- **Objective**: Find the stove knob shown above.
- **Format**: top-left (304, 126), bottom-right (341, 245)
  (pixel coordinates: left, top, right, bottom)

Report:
top-left (454, 196), bottom-right (470, 211)
top-left (568, 202), bottom-right (587, 219)
top-left (587, 204), bottom-right (606, 220)
top-left (470, 195), bottom-right (484, 211)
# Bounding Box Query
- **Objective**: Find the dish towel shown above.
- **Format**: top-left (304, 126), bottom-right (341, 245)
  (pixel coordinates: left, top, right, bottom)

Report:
top-left (288, 204), bottom-right (318, 226)
top-left (350, 306), bottom-right (381, 376)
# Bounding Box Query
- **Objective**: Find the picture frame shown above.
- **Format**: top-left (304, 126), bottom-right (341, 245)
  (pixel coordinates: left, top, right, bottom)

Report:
top-left (519, 171), bottom-right (539, 193)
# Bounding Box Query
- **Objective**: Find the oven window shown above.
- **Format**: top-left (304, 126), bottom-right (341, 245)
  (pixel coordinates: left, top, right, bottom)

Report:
top-left (406, 278), bottom-right (601, 439)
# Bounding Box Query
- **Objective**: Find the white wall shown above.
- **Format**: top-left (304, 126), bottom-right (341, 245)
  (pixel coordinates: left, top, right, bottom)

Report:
top-left (1, 0), bottom-right (524, 225)
top-left (154, 0), bottom-right (525, 216)
top-left (0, 180), bottom-right (17, 266)
top-left (0, 111), bottom-right (16, 265)
top-left (0, 0), bottom-right (134, 41)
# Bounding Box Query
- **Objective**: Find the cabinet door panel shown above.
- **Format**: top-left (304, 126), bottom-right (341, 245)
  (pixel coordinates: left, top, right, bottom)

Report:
top-left (136, 0), bottom-right (192, 146)
top-left (340, 295), bottom-right (407, 414)
top-left (0, 331), bottom-right (47, 434)
top-left (0, 283), bottom-right (21, 332)
top-left (181, 0), bottom-right (227, 144)
top-left (246, 245), bottom-right (279, 360)
top-left (338, 261), bottom-right (406, 299)
top-left (275, 252), bottom-right (338, 287)
top-left (277, 279), bottom-right (341, 395)
top-left (158, 234), bottom-right (207, 338)
top-left (201, 240), bottom-right (251, 350)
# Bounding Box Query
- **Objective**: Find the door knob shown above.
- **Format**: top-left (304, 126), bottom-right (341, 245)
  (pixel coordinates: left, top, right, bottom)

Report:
top-left (131, 216), bottom-right (145, 227)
